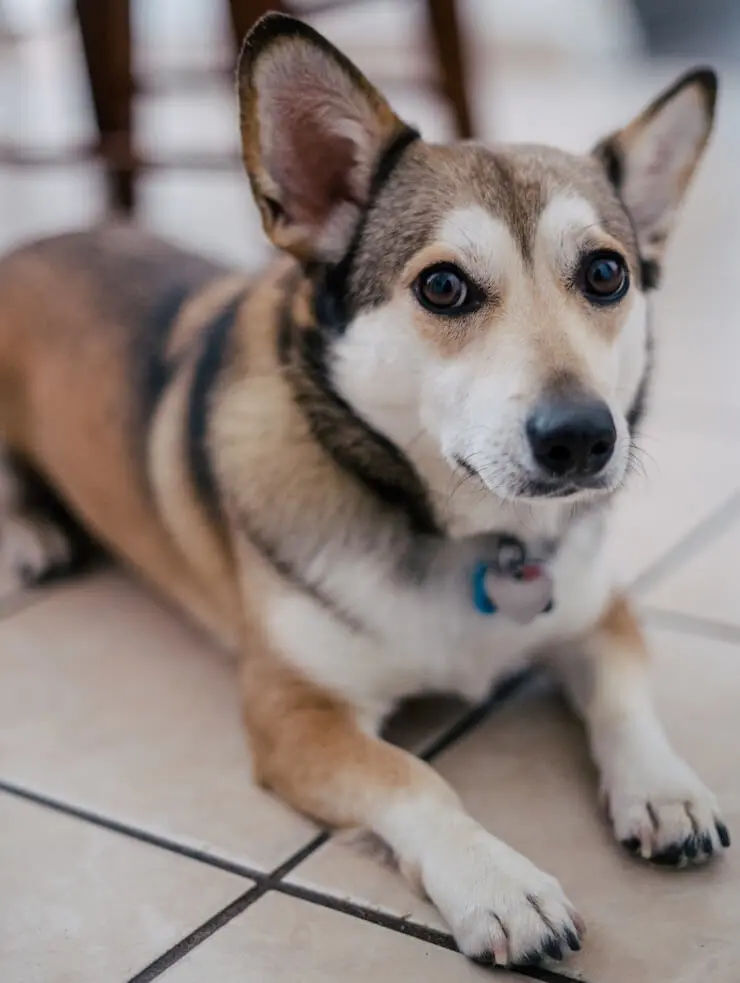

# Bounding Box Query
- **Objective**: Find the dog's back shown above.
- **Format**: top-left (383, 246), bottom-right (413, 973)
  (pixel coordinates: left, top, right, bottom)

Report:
top-left (0, 226), bottom-right (259, 640)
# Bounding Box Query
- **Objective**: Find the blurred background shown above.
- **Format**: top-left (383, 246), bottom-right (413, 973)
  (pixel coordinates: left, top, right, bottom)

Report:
top-left (0, 0), bottom-right (738, 418)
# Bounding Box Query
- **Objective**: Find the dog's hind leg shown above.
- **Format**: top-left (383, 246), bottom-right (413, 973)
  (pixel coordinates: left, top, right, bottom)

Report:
top-left (0, 448), bottom-right (100, 598)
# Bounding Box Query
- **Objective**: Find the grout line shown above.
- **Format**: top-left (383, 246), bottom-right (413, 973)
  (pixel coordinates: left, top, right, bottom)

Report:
top-left (126, 870), bottom-right (584, 983)
top-left (419, 667), bottom-right (536, 763)
top-left (0, 668), bottom-right (534, 894)
top-left (0, 673), bottom-right (575, 983)
top-left (125, 883), bottom-right (267, 983)
top-left (274, 880), bottom-right (458, 952)
top-left (271, 880), bottom-right (584, 983)
top-left (0, 779), bottom-right (265, 884)
top-left (643, 606), bottom-right (740, 646)
top-left (270, 831), bottom-right (331, 880)
top-left (631, 489), bottom-right (740, 594)
top-left (0, 671), bottom-right (539, 983)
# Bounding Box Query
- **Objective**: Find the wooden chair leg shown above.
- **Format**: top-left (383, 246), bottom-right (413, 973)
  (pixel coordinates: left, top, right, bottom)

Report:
top-left (425, 0), bottom-right (474, 140)
top-left (227, 0), bottom-right (290, 51)
top-left (75, 0), bottom-right (135, 213)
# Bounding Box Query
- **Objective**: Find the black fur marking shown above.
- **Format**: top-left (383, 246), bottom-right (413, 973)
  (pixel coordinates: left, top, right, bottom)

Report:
top-left (276, 266), bottom-right (303, 365)
top-left (640, 257), bottom-right (661, 291)
top-left (293, 325), bottom-right (439, 536)
top-left (7, 454), bottom-right (104, 581)
top-left (596, 139), bottom-right (662, 292)
top-left (139, 283), bottom-right (195, 426)
top-left (279, 127), bottom-right (438, 537)
top-left (627, 310), bottom-right (654, 433)
top-left (643, 66), bottom-right (718, 123)
top-left (598, 140), bottom-right (623, 191)
top-left (186, 292), bottom-right (245, 518)
top-left (596, 143), bottom-right (656, 433)
top-left (239, 516), bottom-right (366, 634)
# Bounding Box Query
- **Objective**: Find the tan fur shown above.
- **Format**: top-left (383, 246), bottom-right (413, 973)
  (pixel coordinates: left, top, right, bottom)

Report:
top-left (597, 593), bottom-right (647, 656)
top-left (241, 640), bottom-right (454, 826)
top-left (147, 354), bottom-right (242, 646)
top-left (165, 273), bottom-right (248, 362)
top-left (0, 233), bottom-right (242, 640)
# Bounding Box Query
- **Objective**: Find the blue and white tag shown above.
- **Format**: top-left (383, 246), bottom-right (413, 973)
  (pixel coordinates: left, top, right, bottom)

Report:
top-left (472, 560), bottom-right (554, 624)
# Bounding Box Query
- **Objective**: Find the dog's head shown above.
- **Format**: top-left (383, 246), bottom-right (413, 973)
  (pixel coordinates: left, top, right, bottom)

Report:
top-left (238, 14), bottom-right (716, 504)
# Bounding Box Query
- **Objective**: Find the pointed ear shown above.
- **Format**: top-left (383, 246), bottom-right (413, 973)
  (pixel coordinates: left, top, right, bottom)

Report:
top-left (237, 13), bottom-right (415, 263)
top-left (594, 68), bottom-right (717, 273)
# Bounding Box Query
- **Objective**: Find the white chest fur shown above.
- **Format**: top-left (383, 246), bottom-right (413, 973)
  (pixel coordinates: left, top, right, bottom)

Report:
top-left (266, 507), bottom-right (612, 723)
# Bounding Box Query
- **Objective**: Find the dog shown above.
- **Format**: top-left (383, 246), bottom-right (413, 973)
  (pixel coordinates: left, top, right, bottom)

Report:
top-left (0, 12), bottom-right (727, 967)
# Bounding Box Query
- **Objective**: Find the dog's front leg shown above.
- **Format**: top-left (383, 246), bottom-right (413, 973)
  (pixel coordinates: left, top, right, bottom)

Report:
top-left (242, 645), bottom-right (585, 966)
top-left (549, 595), bottom-right (730, 865)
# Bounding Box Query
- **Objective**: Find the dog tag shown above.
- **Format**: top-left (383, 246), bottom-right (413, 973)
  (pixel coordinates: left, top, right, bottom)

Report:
top-left (483, 567), bottom-right (554, 624)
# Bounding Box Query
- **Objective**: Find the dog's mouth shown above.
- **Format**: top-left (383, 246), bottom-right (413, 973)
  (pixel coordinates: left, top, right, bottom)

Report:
top-left (513, 475), bottom-right (613, 500)
top-left (454, 456), bottom-right (616, 502)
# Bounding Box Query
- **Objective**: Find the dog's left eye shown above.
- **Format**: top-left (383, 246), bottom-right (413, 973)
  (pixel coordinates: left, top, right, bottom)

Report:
top-left (414, 264), bottom-right (481, 316)
top-left (579, 251), bottom-right (629, 304)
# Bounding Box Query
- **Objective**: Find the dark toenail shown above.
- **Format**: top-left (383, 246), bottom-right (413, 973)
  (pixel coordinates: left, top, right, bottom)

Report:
top-left (684, 837), bottom-right (699, 859)
top-left (565, 928), bottom-right (582, 951)
top-left (652, 844), bottom-right (684, 866)
top-left (543, 937), bottom-right (563, 961)
top-left (716, 822), bottom-right (731, 848)
top-left (700, 833), bottom-right (714, 855)
top-left (622, 837), bottom-right (641, 854)
top-left (470, 952), bottom-right (493, 966)
top-left (518, 950), bottom-right (543, 967)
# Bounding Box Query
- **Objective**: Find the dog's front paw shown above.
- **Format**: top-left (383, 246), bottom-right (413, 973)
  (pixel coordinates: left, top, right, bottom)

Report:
top-left (605, 755), bottom-right (730, 867)
top-left (421, 827), bottom-right (584, 966)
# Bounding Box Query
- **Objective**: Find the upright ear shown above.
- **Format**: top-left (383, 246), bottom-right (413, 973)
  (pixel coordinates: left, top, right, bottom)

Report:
top-left (594, 68), bottom-right (717, 277)
top-left (237, 13), bottom-right (414, 263)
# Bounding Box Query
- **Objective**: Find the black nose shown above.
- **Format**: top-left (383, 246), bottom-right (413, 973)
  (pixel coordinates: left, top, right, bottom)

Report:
top-left (527, 399), bottom-right (616, 479)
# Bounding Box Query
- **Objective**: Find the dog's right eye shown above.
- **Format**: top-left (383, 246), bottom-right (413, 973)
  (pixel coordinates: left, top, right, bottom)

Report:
top-left (578, 251), bottom-right (630, 305)
top-left (414, 264), bottom-right (481, 316)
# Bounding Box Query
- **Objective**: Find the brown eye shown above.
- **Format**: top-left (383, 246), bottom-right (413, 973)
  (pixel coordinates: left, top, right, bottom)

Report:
top-left (579, 251), bottom-right (629, 304)
top-left (414, 264), bottom-right (480, 316)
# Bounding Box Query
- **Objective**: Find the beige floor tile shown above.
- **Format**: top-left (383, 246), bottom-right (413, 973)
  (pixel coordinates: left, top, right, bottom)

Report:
top-left (287, 628), bottom-right (740, 983)
top-left (0, 790), bottom-right (249, 983)
top-left (645, 516), bottom-right (740, 626)
top-left (0, 570), bottom-right (318, 871)
top-left (162, 891), bottom-right (506, 983)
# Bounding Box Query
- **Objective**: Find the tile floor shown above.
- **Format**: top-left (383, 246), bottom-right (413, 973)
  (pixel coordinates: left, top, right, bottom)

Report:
top-left (3, 10), bottom-right (740, 983)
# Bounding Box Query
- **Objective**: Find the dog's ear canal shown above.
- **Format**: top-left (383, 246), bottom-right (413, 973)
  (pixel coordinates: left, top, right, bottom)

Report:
top-left (593, 68), bottom-right (717, 270)
top-left (237, 13), bottom-right (413, 263)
